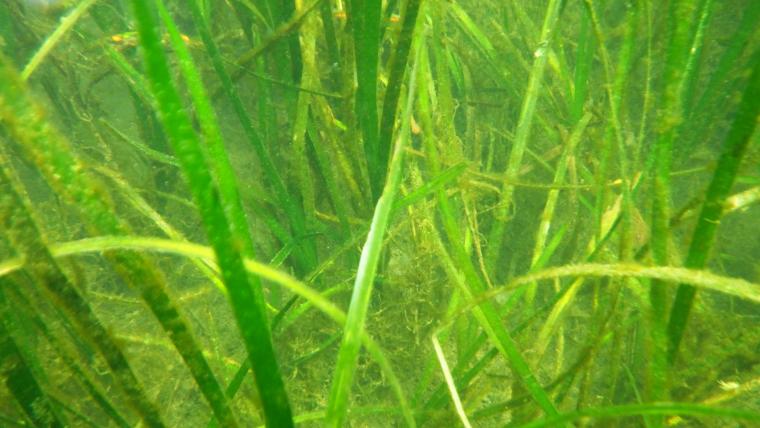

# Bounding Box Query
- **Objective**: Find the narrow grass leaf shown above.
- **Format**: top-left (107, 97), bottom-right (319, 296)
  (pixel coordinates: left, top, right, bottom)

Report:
top-left (667, 51), bottom-right (760, 363)
top-left (129, 0), bottom-right (293, 425)
top-left (0, 314), bottom-right (67, 427)
top-left (0, 56), bottom-right (167, 428)
top-left (188, 0), bottom-right (316, 274)
top-left (326, 33), bottom-right (422, 428)
top-left (378, 0), bottom-right (422, 186)
top-left (0, 234), bottom-right (415, 427)
top-left (485, 0), bottom-right (565, 272)
top-left (351, 0), bottom-right (383, 199)
top-left (21, 0), bottom-right (98, 81)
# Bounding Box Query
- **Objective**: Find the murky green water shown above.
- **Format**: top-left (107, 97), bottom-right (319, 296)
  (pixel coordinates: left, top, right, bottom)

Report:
top-left (1, 0), bottom-right (759, 426)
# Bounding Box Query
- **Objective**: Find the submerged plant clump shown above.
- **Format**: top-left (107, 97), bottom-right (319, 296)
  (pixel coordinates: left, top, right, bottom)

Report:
top-left (1, 0), bottom-right (759, 427)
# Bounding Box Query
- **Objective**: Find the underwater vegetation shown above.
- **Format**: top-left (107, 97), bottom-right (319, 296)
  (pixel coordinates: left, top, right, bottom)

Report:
top-left (0, 0), bottom-right (759, 426)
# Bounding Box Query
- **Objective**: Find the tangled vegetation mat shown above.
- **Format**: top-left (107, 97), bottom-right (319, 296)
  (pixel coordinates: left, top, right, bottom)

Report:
top-left (1, 0), bottom-right (759, 426)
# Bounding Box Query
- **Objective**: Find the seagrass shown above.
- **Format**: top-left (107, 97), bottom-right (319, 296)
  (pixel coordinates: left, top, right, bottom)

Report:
top-left (0, 0), bottom-right (758, 427)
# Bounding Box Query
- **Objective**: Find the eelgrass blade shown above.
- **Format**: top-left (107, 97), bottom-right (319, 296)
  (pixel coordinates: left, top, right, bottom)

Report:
top-left (525, 112), bottom-right (592, 306)
top-left (646, 0), bottom-right (697, 409)
top-left (306, 121), bottom-right (352, 239)
top-left (153, 0), bottom-right (256, 272)
top-left (391, 162), bottom-right (468, 214)
top-left (570, 8), bottom-right (593, 125)
top-left (288, 3), bottom-right (320, 241)
top-left (411, 31), bottom-right (554, 418)
top-left (678, 0), bottom-right (715, 116)
top-left (484, 0), bottom-right (564, 273)
top-left (448, 0), bottom-right (506, 83)
top-left (351, 0), bottom-right (383, 200)
top-left (686, 1), bottom-right (760, 151)
top-left (317, 0), bottom-right (340, 81)
top-left (15, 230), bottom-right (760, 426)
top-left (377, 0), bottom-right (422, 192)
top-left (424, 191), bottom-right (561, 418)
top-left (4, 234), bottom-right (415, 428)
top-left (0, 307), bottom-right (67, 427)
top-left (21, 0), bottom-right (98, 81)
top-left (93, 165), bottom-right (225, 296)
top-left (129, 1), bottom-right (293, 426)
top-left (0, 55), bottom-right (166, 428)
top-left (648, 0), bottom-right (698, 264)
top-left (457, 263), bottom-right (760, 313)
top-left (230, 0), bottom-right (318, 82)
top-left (1, 283), bottom-right (131, 428)
top-left (667, 51), bottom-right (760, 364)
top-left (431, 335), bottom-right (472, 428)
top-left (582, 0), bottom-right (638, 257)
top-left (434, 184), bottom-right (561, 420)
top-left (30, 236), bottom-right (760, 425)
top-left (264, 0), bottom-right (302, 81)
top-left (101, 44), bottom-right (153, 115)
top-left (325, 29), bottom-right (423, 428)
top-left (417, 19), bottom-right (560, 418)
top-left (187, 0), bottom-right (317, 274)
